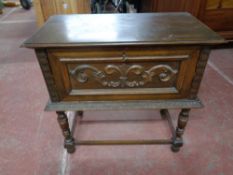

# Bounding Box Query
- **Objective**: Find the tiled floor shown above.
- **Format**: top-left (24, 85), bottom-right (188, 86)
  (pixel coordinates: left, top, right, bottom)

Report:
top-left (0, 7), bottom-right (233, 175)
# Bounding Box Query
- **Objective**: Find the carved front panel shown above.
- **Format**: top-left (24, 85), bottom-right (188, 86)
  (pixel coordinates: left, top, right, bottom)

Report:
top-left (48, 47), bottom-right (199, 101)
top-left (68, 62), bottom-right (179, 89)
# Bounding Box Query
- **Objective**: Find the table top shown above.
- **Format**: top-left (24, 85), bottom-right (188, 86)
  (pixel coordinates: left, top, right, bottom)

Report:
top-left (23, 12), bottom-right (226, 48)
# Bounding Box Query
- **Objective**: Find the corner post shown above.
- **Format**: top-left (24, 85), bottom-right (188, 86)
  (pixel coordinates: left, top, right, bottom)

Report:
top-left (56, 111), bottom-right (75, 153)
top-left (172, 108), bottom-right (191, 152)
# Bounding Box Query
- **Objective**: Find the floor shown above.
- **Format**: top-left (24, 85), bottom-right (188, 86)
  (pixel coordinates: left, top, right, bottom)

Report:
top-left (0, 6), bottom-right (233, 175)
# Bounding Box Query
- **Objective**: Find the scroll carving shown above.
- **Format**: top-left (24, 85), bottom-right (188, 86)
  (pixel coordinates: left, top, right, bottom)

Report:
top-left (69, 64), bottom-right (178, 88)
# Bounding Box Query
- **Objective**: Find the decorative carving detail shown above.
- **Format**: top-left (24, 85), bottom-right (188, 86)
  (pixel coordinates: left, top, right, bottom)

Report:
top-left (35, 49), bottom-right (60, 102)
top-left (70, 64), bottom-right (178, 88)
top-left (190, 49), bottom-right (210, 99)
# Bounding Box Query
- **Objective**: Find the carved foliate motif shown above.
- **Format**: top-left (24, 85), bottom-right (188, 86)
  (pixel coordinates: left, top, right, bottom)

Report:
top-left (190, 49), bottom-right (210, 99)
top-left (69, 64), bottom-right (178, 88)
top-left (35, 49), bottom-right (60, 101)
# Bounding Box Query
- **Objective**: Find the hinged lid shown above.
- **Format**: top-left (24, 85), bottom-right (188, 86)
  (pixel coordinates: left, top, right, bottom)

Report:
top-left (22, 13), bottom-right (226, 48)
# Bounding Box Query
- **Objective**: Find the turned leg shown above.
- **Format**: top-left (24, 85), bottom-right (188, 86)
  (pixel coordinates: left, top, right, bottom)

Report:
top-left (56, 111), bottom-right (75, 153)
top-left (171, 108), bottom-right (191, 152)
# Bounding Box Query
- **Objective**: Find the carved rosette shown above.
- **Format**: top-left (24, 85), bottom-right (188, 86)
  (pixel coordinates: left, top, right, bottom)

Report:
top-left (69, 64), bottom-right (178, 88)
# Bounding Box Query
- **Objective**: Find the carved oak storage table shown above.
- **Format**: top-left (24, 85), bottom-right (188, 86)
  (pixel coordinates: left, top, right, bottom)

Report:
top-left (23, 13), bottom-right (225, 153)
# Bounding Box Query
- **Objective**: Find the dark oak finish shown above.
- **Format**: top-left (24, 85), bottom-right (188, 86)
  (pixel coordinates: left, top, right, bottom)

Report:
top-left (23, 13), bottom-right (224, 47)
top-left (23, 13), bottom-right (225, 153)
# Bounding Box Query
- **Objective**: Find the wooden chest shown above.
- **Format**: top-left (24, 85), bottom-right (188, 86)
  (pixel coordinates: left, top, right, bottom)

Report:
top-left (23, 13), bottom-right (226, 153)
top-left (23, 13), bottom-right (225, 103)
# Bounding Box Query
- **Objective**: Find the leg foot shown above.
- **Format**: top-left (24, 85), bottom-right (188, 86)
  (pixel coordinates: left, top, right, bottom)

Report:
top-left (171, 137), bottom-right (183, 152)
top-left (171, 145), bottom-right (180, 152)
top-left (65, 138), bottom-right (76, 153)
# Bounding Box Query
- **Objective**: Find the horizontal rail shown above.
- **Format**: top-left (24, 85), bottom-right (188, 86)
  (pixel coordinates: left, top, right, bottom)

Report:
top-left (75, 139), bottom-right (172, 145)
